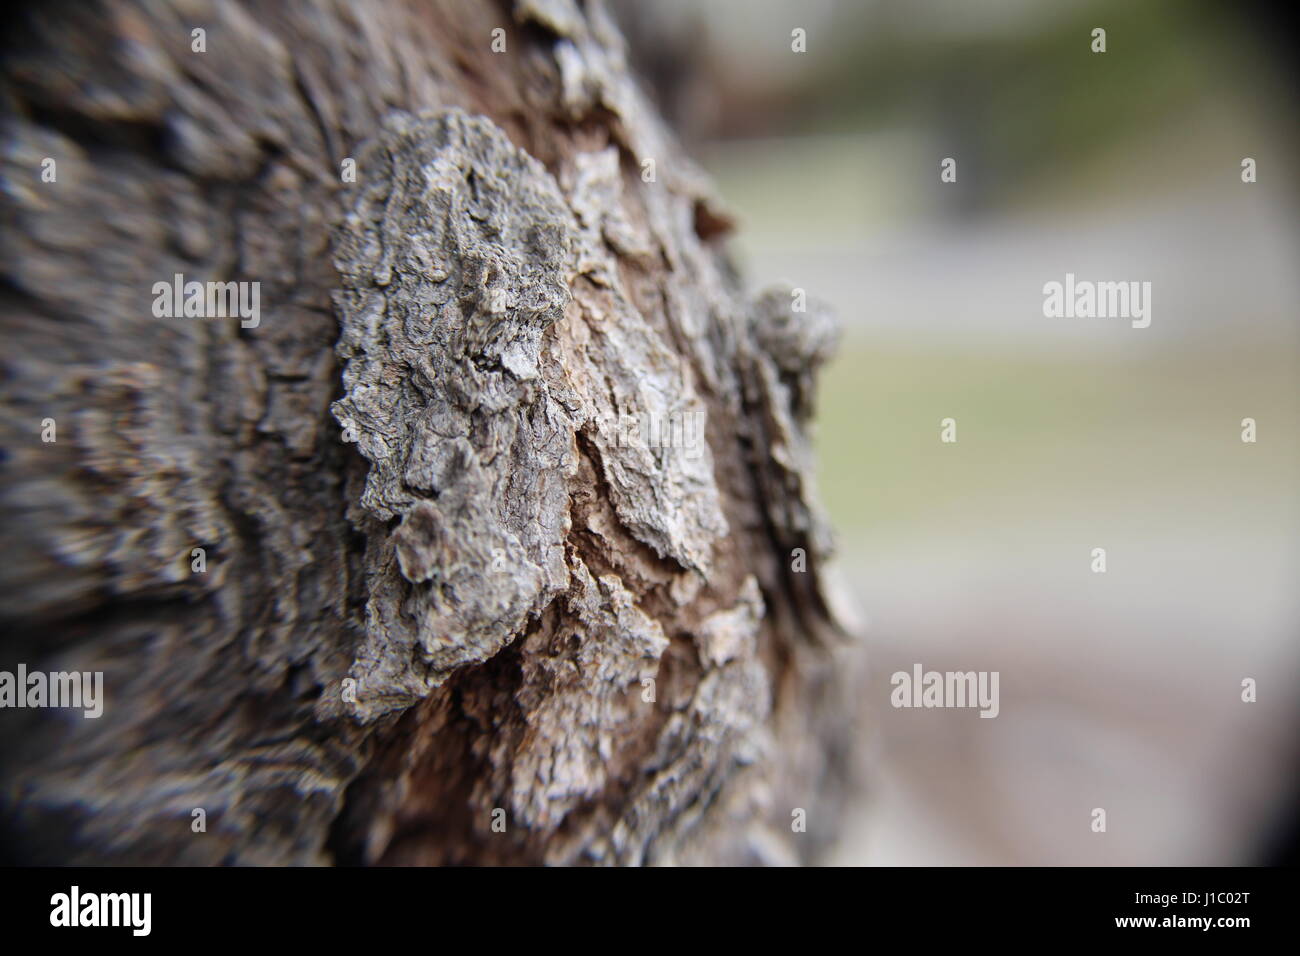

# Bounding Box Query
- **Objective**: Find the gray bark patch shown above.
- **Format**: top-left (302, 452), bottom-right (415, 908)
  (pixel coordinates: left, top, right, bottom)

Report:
top-left (330, 111), bottom-right (578, 720)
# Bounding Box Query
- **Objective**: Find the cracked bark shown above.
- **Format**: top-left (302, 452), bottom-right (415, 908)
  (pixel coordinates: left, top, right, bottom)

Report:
top-left (0, 0), bottom-right (860, 865)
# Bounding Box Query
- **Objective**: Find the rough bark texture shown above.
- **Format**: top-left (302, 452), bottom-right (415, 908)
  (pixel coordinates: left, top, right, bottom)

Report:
top-left (0, 0), bottom-right (856, 865)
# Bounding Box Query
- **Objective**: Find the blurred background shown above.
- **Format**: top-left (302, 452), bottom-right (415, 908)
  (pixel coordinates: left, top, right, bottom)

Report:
top-left (613, 0), bottom-right (1300, 865)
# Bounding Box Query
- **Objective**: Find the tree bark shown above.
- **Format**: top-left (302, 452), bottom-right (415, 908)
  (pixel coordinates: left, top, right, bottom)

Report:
top-left (0, 0), bottom-right (857, 865)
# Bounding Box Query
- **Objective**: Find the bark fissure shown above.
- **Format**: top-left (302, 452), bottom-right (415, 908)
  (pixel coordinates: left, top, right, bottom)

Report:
top-left (0, 0), bottom-right (859, 866)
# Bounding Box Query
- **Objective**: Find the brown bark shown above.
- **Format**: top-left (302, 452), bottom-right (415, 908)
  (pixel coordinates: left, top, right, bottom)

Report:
top-left (0, 0), bottom-right (857, 865)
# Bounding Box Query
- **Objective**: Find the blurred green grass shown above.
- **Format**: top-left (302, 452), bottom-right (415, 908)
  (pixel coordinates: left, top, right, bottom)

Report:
top-left (813, 336), bottom-right (1300, 548)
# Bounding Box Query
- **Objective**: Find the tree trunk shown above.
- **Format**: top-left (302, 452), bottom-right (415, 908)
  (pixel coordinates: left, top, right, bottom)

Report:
top-left (0, 0), bottom-right (856, 865)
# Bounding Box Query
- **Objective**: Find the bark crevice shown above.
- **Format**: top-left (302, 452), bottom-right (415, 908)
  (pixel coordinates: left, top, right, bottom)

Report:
top-left (0, 0), bottom-right (860, 866)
